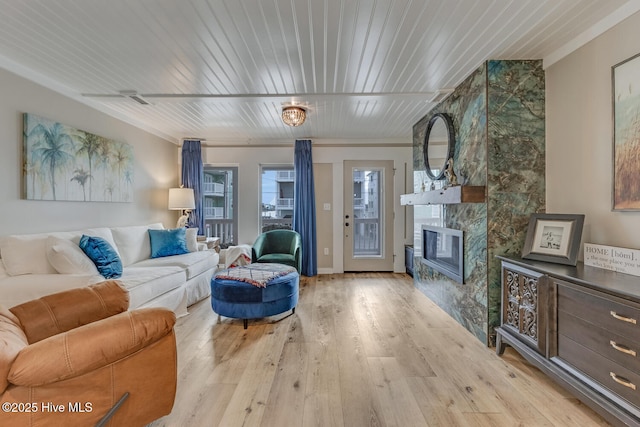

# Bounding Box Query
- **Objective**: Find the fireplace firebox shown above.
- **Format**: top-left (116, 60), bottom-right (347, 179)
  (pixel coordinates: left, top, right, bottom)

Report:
top-left (421, 225), bottom-right (464, 283)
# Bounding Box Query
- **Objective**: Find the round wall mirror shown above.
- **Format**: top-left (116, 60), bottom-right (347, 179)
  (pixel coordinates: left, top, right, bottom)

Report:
top-left (423, 112), bottom-right (455, 181)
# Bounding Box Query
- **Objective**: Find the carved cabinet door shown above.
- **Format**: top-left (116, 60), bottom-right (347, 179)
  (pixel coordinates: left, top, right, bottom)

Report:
top-left (501, 262), bottom-right (548, 356)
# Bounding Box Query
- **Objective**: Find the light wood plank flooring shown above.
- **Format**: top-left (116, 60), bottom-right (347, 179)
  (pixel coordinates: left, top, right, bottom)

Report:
top-left (148, 273), bottom-right (610, 427)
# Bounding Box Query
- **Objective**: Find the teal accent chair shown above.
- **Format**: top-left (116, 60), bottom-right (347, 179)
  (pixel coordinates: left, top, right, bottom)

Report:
top-left (252, 230), bottom-right (302, 273)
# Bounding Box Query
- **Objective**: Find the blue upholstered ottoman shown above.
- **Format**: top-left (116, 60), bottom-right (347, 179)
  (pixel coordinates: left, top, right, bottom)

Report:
top-left (210, 263), bottom-right (299, 329)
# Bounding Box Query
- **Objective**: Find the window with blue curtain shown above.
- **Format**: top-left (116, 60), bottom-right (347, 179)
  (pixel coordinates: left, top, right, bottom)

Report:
top-left (261, 165), bottom-right (295, 232)
top-left (203, 165), bottom-right (238, 247)
top-left (181, 140), bottom-right (204, 232)
top-left (292, 139), bottom-right (317, 276)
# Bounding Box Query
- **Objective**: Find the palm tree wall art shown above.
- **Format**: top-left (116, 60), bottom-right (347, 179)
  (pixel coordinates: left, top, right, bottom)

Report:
top-left (23, 113), bottom-right (134, 202)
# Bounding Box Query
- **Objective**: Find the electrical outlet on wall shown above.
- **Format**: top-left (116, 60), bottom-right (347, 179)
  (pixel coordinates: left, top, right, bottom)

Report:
top-left (323, 248), bottom-right (329, 256)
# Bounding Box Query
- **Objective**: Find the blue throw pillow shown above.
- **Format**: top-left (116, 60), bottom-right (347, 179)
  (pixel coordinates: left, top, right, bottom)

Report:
top-left (79, 235), bottom-right (123, 279)
top-left (148, 228), bottom-right (189, 258)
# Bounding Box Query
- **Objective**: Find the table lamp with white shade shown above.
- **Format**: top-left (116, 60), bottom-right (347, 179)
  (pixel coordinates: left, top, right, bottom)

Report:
top-left (168, 187), bottom-right (195, 228)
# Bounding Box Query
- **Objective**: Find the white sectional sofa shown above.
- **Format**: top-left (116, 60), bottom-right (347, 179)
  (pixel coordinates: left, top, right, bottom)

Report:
top-left (0, 224), bottom-right (219, 316)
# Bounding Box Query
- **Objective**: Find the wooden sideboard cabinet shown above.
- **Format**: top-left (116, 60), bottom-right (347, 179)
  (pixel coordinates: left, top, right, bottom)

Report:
top-left (496, 256), bottom-right (640, 427)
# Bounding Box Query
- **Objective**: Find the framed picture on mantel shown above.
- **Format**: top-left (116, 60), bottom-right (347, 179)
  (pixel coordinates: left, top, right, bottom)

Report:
top-left (613, 52), bottom-right (640, 210)
top-left (522, 213), bottom-right (585, 266)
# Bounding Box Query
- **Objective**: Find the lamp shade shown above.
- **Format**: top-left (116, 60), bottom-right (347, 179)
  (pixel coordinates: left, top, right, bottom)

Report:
top-left (168, 187), bottom-right (195, 210)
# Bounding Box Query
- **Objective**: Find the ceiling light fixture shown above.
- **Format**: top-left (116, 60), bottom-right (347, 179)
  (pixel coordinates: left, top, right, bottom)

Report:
top-left (281, 106), bottom-right (306, 127)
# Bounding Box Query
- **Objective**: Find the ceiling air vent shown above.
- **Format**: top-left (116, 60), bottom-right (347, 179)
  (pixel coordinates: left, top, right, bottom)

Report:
top-left (119, 90), bottom-right (150, 105)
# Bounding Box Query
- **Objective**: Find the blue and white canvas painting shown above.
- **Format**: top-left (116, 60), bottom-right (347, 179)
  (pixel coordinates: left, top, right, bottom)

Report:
top-left (23, 113), bottom-right (134, 202)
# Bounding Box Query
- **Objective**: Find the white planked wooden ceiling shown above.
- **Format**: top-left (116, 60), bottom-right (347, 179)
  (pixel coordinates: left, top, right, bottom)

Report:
top-left (0, 0), bottom-right (637, 144)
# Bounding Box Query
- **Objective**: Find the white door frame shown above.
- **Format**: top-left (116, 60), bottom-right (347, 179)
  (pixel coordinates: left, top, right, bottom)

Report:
top-left (343, 160), bottom-right (394, 272)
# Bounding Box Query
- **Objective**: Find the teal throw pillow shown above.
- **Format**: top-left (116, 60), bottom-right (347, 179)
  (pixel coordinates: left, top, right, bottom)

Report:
top-left (79, 235), bottom-right (123, 279)
top-left (149, 228), bottom-right (189, 258)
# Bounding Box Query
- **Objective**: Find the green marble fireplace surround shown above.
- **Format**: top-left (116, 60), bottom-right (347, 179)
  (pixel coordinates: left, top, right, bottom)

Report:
top-left (412, 60), bottom-right (545, 345)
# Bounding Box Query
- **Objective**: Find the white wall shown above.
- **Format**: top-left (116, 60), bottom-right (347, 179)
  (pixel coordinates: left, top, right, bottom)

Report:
top-left (546, 11), bottom-right (640, 252)
top-left (203, 141), bottom-right (413, 273)
top-left (0, 68), bottom-right (179, 236)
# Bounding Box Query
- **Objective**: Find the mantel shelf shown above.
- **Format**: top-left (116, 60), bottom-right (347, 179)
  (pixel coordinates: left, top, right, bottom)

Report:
top-left (400, 185), bottom-right (486, 205)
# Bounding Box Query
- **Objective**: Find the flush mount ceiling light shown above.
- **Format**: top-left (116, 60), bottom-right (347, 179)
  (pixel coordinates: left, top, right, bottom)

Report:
top-left (281, 106), bottom-right (306, 127)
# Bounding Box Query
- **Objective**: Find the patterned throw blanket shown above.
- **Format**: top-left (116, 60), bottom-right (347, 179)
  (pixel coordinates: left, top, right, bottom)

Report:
top-left (224, 244), bottom-right (252, 268)
top-left (215, 263), bottom-right (296, 288)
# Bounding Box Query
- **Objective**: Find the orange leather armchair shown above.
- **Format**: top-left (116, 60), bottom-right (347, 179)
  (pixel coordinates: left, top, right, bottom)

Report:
top-left (0, 280), bottom-right (177, 427)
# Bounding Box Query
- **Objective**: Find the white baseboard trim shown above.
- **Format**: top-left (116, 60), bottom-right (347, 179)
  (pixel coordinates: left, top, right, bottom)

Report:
top-left (311, 268), bottom-right (409, 275)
